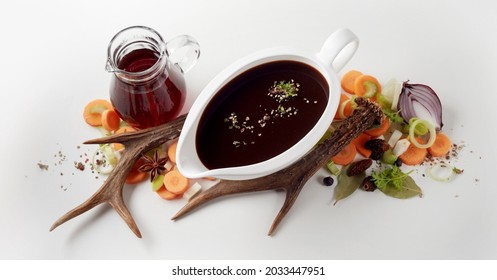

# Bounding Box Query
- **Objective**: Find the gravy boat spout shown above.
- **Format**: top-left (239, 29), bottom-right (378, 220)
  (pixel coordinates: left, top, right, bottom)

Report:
top-left (177, 28), bottom-right (359, 180)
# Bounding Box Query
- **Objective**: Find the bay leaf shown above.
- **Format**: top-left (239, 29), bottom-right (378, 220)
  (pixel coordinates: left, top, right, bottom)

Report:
top-left (334, 167), bottom-right (365, 205)
top-left (379, 176), bottom-right (423, 199)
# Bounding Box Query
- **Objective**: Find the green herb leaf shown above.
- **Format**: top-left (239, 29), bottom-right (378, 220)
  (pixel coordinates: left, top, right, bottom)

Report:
top-left (371, 166), bottom-right (411, 191)
top-left (334, 166), bottom-right (365, 205)
top-left (379, 176), bottom-right (422, 199)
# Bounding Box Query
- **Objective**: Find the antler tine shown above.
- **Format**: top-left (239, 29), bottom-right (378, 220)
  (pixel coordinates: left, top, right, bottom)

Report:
top-left (268, 181), bottom-right (305, 236)
top-left (50, 114), bottom-right (187, 238)
top-left (49, 190), bottom-right (108, 232)
top-left (83, 114), bottom-right (187, 146)
top-left (172, 177), bottom-right (282, 220)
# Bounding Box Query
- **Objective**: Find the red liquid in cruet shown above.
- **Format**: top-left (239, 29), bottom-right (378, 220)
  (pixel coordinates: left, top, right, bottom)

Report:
top-left (110, 48), bottom-right (185, 129)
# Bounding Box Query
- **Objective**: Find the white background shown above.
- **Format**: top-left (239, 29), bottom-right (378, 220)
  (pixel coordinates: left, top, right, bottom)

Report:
top-left (1, 0), bottom-right (496, 260)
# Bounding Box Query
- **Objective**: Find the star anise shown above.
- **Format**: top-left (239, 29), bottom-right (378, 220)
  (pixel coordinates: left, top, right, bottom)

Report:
top-left (138, 150), bottom-right (168, 182)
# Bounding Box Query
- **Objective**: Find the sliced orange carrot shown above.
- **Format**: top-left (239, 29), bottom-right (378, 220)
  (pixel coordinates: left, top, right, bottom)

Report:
top-left (125, 158), bottom-right (149, 184)
top-left (126, 169), bottom-right (149, 184)
top-left (83, 99), bottom-right (113, 126)
top-left (428, 133), bottom-right (452, 157)
top-left (334, 93), bottom-right (354, 120)
top-left (167, 140), bottom-right (178, 163)
top-left (115, 125), bottom-right (136, 134)
top-left (353, 75), bottom-right (381, 98)
top-left (364, 117), bottom-right (390, 138)
top-left (163, 169), bottom-right (190, 195)
top-left (341, 70), bottom-right (363, 94)
top-left (156, 185), bottom-right (180, 200)
top-left (101, 109), bottom-right (121, 131)
top-left (113, 126), bottom-right (137, 150)
top-left (331, 143), bottom-right (357, 165)
top-left (351, 133), bottom-right (372, 158)
top-left (399, 137), bottom-right (428, 165)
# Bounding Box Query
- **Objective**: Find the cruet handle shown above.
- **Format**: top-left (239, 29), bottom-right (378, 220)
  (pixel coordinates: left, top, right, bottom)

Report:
top-left (165, 35), bottom-right (201, 73)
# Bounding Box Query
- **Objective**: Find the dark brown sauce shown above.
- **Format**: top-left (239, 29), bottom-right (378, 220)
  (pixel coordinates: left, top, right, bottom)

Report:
top-left (196, 60), bottom-right (328, 169)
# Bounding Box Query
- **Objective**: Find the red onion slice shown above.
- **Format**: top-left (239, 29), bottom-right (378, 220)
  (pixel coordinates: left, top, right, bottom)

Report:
top-left (398, 81), bottom-right (443, 130)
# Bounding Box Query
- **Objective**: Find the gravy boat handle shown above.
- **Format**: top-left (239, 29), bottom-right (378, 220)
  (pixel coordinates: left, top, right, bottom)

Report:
top-left (317, 28), bottom-right (359, 72)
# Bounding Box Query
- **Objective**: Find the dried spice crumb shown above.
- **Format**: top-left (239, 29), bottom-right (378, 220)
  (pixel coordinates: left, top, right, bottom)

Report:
top-left (74, 161), bottom-right (85, 171)
top-left (37, 162), bottom-right (49, 170)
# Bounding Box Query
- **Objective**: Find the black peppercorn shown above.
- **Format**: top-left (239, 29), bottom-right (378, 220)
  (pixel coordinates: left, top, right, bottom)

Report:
top-left (323, 176), bottom-right (334, 186)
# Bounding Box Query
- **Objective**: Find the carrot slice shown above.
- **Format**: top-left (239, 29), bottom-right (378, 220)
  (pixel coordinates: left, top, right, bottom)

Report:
top-left (331, 143), bottom-right (357, 165)
top-left (351, 133), bottom-right (372, 158)
top-left (334, 93), bottom-right (354, 120)
top-left (167, 140), bottom-right (178, 163)
top-left (428, 133), bottom-right (452, 157)
top-left (113, 126), bottom-right (136, 150)
top-left (125, 158), bottom-right (148, 184)
top-left (341, 70), bottom-right (363, 94)
top-left (163, 170), bottom-right (190, 195)
top-left (126, 169), bottom-right (149, 184)
top-left (83, 99), bottom-right (113, 126)
top-left (101, 109), bottom-right (121, 131)
top-left (353, 75), bottom-right (381, 98)
top-left (156, 186), bottom-right (180, 200)
top-left (399, 137), bottom-right (428, 165)
top-left (364, 117), bottom-right (390, 138)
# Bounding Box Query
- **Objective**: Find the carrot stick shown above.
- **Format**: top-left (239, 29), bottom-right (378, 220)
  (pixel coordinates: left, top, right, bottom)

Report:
top-left (428, 133), bottom-right (452, 157)
top-left (101, 109), bottom-right (121, 131)
top-left (353, 75), bottom-right (381, 98)
top-left (163, 170), bottom-right (190, 195)
top-left (156, 186), bottom-right (180, 200)
top-left (83, 99), bottom-right (113, 126)
top-left (364, 117), bottom-right (390, 138)
top-left (167, 140), bottom-right (178, 163)
top-left (399, 137), bottom-right (427, 165)
top-left (331, 142), bottom-right (356, 165)
top-left (341, 70), bottom-right (363, 94)
top-left (351, 133), bottom-right (372, 158)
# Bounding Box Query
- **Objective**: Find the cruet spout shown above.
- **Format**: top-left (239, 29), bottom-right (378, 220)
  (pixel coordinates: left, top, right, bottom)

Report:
top-left (105, 58), bottom-right (116, 73)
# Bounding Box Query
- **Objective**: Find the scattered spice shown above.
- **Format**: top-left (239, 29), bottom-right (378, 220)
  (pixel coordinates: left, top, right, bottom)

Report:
top-left (225, 79), bottom-right (309, 147)
top-left (138, 150), bottom-right (168, 182)
top-left (268, 79), bottom-right (300, 102)
top-left (37, 162), bottom-right (49, 171)
top-left (323, 176), bottom-right (334, 186)
top-left (74, 161), bottom-right (85, 171)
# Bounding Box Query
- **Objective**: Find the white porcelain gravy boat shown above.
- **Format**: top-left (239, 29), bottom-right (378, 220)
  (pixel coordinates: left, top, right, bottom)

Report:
top-left (177, 28), bottom-right (359, 180)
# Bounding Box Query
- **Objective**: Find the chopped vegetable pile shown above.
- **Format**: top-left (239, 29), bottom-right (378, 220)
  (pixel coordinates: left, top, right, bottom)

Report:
top-left (82, 99), bottom-right (205, 202)
top-left (326, 70), bottom-right (462, 204)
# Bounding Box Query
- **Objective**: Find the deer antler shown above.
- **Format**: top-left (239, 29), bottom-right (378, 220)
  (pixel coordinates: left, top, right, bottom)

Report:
top-left (49, 114), bottom-right (187, 238)
top-left (172, 97), bottom-right (383, 235)
top-left (50, 98), bottom-right (382, 237)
